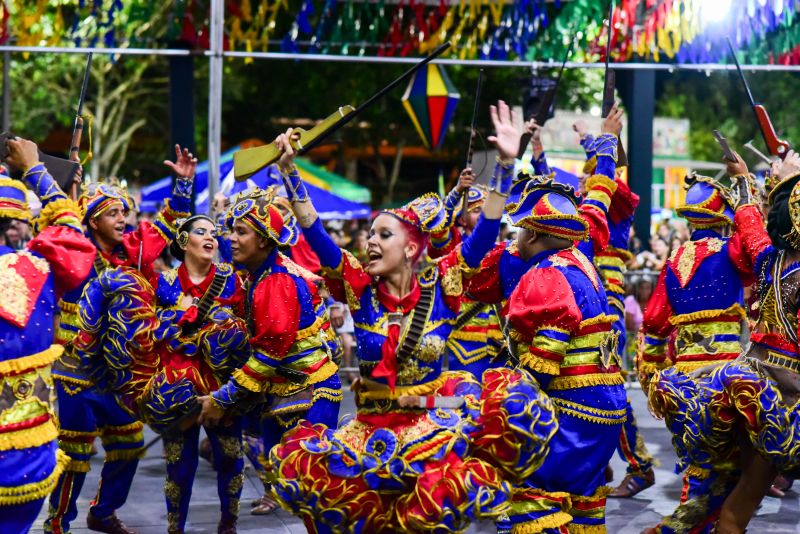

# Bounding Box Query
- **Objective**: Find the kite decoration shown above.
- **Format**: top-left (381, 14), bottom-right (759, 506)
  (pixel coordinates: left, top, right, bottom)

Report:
top-left (401, 63), bottom-right (460, 150)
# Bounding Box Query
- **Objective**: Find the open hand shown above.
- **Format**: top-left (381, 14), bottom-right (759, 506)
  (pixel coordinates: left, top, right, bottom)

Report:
top-left (487, 100), bottom-right (521, 162)
top-left (164, 144), bottom-right (198, 179)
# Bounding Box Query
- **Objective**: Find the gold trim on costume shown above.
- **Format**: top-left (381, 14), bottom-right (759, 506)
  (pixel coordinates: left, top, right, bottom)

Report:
top-left (0, 345), bottom-right (62, 375)
top-left (0, 449), bottom-right (70, 505)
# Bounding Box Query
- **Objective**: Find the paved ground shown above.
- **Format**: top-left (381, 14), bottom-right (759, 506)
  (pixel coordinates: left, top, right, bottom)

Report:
top-left (31, 383), bottom-right (800, 533)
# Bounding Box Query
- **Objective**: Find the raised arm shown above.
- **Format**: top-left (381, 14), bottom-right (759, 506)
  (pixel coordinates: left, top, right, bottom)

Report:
top-left (524, 119), bottom-right (551, 176)
top-left (275, 130), bottom-right (371, 307)
top-left (5, 138), bottom-right (95, 296)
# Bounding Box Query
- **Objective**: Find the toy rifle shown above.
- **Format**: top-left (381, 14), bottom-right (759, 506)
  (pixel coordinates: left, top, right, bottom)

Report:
top-left (67, 52), bottom-right (93, 199)
top-left (460, 68), bottom-right (484, 219)
top-left (234, 42), bottom-right (452, 181)
top-left (70, 53), bottom-right (92, 164)
top-left (516, 38), bottom-right (575, 159)
top-left (712, 129), bottom-right (737, 162)
top-left (727, 38), bottom-right (790, 159)
top-left (601, 0), bottom-right (628, 167)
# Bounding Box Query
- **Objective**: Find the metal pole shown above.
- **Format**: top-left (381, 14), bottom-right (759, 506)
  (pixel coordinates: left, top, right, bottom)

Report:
top-left (2, 51), bottom-right (9, 131)
top-left (207, 0), bottom-right (224, 215)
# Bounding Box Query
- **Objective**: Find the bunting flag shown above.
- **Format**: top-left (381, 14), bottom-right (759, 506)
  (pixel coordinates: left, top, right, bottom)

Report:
top-left (5, 0), bottom-right (800, 65)
top-left (402, 64), bottom-right (460, 151)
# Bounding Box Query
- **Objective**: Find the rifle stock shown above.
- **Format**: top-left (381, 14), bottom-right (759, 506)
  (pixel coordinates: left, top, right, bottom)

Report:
top-left (754, 105), bottom-right (790, 158)
top-left (234, 42), bottom-right (452, 181)
top-left (234, 106), bottom-right (355, 181)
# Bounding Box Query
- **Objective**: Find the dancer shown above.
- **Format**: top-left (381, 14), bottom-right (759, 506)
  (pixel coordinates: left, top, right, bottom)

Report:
top-left (0, 138), bottom-right (95, 534)
top-left (46, 145), bottom-right (195, 534)
top-left (649, 150), bottom-right (800, 533)
top-left (268, 101), bottom-right (557, 533)
top-left (431, 171), bottom-right (504, 378)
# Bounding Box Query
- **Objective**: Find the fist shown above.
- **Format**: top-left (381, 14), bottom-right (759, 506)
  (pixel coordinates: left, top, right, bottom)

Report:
top-left (5, 137), bottom-right (40, 172)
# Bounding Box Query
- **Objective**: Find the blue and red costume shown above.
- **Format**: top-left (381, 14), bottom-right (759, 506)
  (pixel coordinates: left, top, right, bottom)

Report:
top-left (46, 177), bottom-right (192, 533)
top-left (498, 176), bottom-right (627, 533)
top-left (270, 166), bottom-right (558, 533)
top-left (0, 167), bottom-right (94, 534)
top-left (210, 187), bottom-right (342, 476)
top-left (429, 185), bottom-right (504, 379)
top-left (648, 174), bottom-right (800, 533)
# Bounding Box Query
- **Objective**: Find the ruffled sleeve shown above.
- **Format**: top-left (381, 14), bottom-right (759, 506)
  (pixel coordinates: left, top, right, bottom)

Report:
top-left (464, 242), bottom-right (506, 305)
top-left (637, 266), bottom-right (674, 375)
top-left (27, 226), bottom-right (95, 298)
top-left (732, 204), bottom-right (774, 279)
top-left (214, 272), bottom-right (301, 407)
top-left (506, 267), bottom-right (582, 384)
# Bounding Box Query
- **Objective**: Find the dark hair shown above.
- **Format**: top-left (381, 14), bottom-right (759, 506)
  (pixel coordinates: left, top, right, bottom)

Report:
top-left (767, 177), bottom-right (800, 250)
top-left (170, 215), bottom-right (215, 262)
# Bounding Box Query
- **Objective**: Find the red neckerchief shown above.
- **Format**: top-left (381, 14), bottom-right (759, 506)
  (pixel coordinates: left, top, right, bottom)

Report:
top-left (177, 264), bottom-right (217, 325)
top-left (372, 277), bottom-right (420, 391)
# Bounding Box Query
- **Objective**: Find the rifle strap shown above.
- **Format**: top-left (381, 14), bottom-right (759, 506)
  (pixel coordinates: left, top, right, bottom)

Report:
top-left (454, 301), bottom-right (488, 331)
top-left (183, 268), bottom-right (227, 335)
top-left (93, 253), bottom-right (106, 275)
top-left (395, 284), bottom-right (434, 366)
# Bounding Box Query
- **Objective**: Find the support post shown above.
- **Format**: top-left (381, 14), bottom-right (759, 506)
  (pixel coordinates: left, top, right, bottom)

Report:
top-left (618, 69), bottom-right (655, 250)
top-left (207, 0), bottom-right (224, 215)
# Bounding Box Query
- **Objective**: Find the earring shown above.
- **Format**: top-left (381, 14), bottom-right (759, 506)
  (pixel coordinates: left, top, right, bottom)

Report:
top-left (176, 231), bottom-right (189, 248)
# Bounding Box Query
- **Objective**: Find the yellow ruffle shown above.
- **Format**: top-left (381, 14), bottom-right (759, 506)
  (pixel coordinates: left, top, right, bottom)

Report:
top-left (66, 459), bottom-right (91, 473)
top-left (552, 398), bottom-right (627, 426)
top-left (313, 386), bottom-right (343, 403)
top-left (59, 429), bottom-right (101, 440)
top-left (519, 351), bottom-right (562, 376)
top-left (0, 420), bottom-right (58, 451)
top-left (579, 314), bottom-right (617, 329)
top-left (357, 372), bottom-right (454, 402)
top-left (232, 368), bottom-right (267, 393)
top-left (674, 360), bottom-right (728, 374)
top-left (32, 198), bottom-right (82, 233)
top-left (271, 360), bottom-right (339, 396)
top-left (567, 523), bottom-right (608, 533)
top-left (583, 155), bottom-right (597, 175)
top-left (101, 421), bottom-right (144, 434)
top-left (637, 360), bottom-right (667, 377)
top-left (105, 448), bottom-right (145, 462)
top-left (669, 303), bottom-right (745, 326)
top-left (512, 511), bottom-right (573, 533)
top-left (0, 345), bottom-right (63, 375)
top-left (685, 464), bottom-right (711, 480)
top-left (0, 448), bottom-right (70, 505)
top-left (549, 373), bottom-right (625, 391)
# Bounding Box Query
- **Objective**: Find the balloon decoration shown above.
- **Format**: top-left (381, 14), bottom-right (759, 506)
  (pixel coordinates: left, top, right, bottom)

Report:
top-left (5, 0), bottom-right (800, 66)
top-left (402, 64), bottom-right (460, 151)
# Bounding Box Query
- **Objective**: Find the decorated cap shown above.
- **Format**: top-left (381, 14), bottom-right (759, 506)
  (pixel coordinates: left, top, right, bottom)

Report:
top-left (0, 177), bottom-right (31, 222)
top-left (464, 185), bottom-right (487, 211)
top-left (79, 180), bottom-right (132, 223)
top-left (224, 187), bottom-right (298, 247)
top-left (507, 176), bottom-right (588, 241)
top-left (382, 192), bottom-right (447, 235)
top-left (675, 174), bottom-right (734, 228)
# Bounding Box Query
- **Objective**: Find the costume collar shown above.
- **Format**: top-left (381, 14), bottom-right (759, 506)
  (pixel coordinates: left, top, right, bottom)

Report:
top-left (376, 276), bottom-right (420, 312)
top-left (690, 228), bottom-right (723, 240)
top-left (178, 263), bottom-right (217, 299)
top-left (530, 247), bottom-right (565, 267)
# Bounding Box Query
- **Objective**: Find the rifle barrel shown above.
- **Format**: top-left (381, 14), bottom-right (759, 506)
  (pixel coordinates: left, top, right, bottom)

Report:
top-left (76, 52), bottom-right (93, 117)
top-left (726, 38), bottom-right (757, 109)
top-left (301, 42), bottom-right (452, 154)
top-left (466, 69), bottom-right (484, 168)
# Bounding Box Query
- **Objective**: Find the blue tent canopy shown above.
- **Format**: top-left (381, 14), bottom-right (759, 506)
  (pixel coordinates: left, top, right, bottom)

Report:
top-left (140, 150), bottom-right (371, 220)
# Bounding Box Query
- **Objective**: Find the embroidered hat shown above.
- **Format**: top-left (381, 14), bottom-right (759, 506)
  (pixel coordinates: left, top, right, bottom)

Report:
top-left (676, 174), bottom-right (734, 228)
top-left (507, 176), bottom-right (589, 241)
top-left (382, 193), bottom-right (447, 235)
top-left (0, 177), bottom-right (31, 222)
top-left (225, 187), bottom-right (298, 247)
top-left (79, 180), bottom-right (132, 223)
top-left (464, 185), bottom-right (487, 211)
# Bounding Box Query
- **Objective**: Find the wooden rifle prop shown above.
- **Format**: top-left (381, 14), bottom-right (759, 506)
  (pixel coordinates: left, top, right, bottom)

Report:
top-left (727, 38), bottom-right (790, 159)
top-left (68, 53), bottom-right (93, 199)
top-left (234, 42), bottom-right (452, 181)
top-left (516, 38), bottom-right (575, 159)
top-left (713, 129), bottom-right (737, 163)
top-left (460, 68), bottom-right (484, 220)
top-left (601, 0), bottom-right (628, 168)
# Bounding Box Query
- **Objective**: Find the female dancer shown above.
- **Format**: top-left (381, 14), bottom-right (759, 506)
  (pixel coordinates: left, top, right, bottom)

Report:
top-left (74, 215), bottom-right (251, 534)
top-left (269, 101), bottom-right (558, 533)
top-left (650, 150), bottom-right (800, 533)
